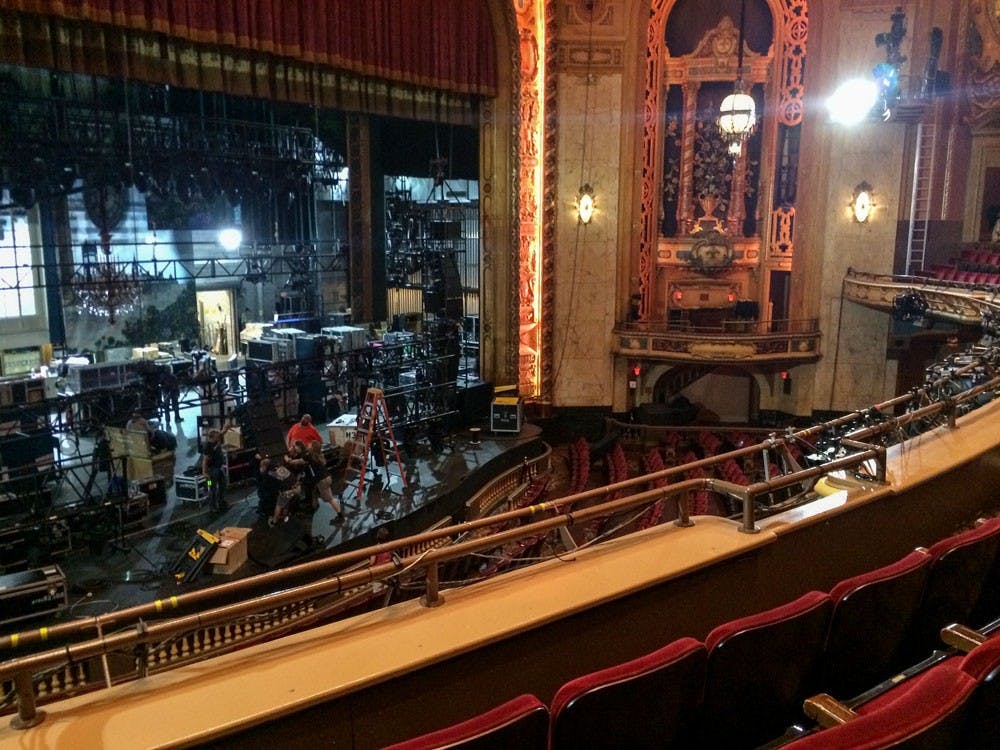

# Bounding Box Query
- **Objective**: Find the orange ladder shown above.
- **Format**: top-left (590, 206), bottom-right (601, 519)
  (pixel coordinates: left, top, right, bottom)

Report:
top-left (344, 387), bottom-right (408, 503)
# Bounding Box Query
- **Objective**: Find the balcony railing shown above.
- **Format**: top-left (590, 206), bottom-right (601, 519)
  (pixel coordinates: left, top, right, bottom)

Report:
top-left (2, 342), bottom-right (998, 731)
top-left (843, 268), bottom-right (1000, 331)
top-left (613, 318), bottom-right (822, 364)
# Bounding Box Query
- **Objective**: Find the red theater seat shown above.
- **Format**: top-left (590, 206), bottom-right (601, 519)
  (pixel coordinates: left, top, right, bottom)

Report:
top-left (549, 637), bottom-right (707, 749)
top-left (381, 694), bottom-right (549, 750)
top-left (822, 549), bottom-right (932, 698)
top-left (906, 519), bottom-right (1000, 662)
top-left (784, 665), bottom-right (976, 749)
top-left (696, 591), bottom-right (833, 748)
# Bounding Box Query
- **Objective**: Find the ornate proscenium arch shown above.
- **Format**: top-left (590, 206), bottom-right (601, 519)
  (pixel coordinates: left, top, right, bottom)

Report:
top-left (637, 0), bottom-right (807, 321)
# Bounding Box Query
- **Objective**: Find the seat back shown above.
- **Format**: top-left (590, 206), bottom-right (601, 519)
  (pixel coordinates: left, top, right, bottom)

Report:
top-left (907, 519), bottom-right (1000, 661)
top-left (823, 549), bottom-right (931, 697)
top-left (549, 637), bottom-right (707, 750)
top-left (958, 635), bottom-right (1000, 749)
top-left (697, 591), bottom-right (833, 749)
top-left (783, 665), bottom-right (977, 749)
top-left (381, 694), bottom-right (549, 750)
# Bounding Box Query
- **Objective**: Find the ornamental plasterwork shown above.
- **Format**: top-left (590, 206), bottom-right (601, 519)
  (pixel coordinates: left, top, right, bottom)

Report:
top-left (638, 1), bottom-right (808, 322)
top-left (514, 0), bottom-right (558, 401)
top-left (969, 0), bottom-right (1000, 130)
top-left (540, 0), bottom-right (558, 403)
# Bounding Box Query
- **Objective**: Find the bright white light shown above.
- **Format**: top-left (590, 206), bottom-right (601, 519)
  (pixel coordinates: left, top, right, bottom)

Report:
top-left (827, 79), bottom-right (879, 125)
top-left (218, 227), bottom-right (243, 251)
top-left (719, 92), bottom-right (757, 136)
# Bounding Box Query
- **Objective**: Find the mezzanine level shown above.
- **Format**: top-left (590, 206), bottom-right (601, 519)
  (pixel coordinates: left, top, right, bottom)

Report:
top-left (613, 318), bottom-right (822, 365)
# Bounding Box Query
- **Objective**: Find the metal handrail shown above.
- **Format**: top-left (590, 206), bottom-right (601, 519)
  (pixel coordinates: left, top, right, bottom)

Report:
top-left (0, 438), bottom-right (895, 728)
top-left (2, 362), bottom-right (998, 728)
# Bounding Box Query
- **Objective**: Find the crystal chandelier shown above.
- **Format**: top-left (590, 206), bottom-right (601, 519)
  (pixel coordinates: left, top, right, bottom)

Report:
top-left (718, 0), bottom-right (757, 157)
top-left (74, 235), bottom-right (143, 324)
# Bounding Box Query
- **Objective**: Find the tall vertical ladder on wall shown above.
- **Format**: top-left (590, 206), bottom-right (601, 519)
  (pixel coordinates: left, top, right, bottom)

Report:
top-left (906, 121), bottom-right (937, 275)
top-left (344, 387), bottom-right (408, 507)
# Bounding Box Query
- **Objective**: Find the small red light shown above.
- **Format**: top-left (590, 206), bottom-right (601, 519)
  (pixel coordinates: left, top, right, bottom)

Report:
top-left (632, 365), bottom-right (641, 377)
top-left (728, 292), bottom-right (735, 303)
top-left (673, 290), bottom-right (683, 301)
top-left (780, 370), bottom-right (789, 380)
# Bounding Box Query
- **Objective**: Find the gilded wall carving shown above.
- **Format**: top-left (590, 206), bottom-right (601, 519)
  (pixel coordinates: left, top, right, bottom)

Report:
top-left (540, 0), bottom-right (559, 403)
top-left (638, 0), bottom-right (808, 322)
top-left (970, 0), bottom-right (1000, 130)
top-left (515, 2), bottom-right (546, 398)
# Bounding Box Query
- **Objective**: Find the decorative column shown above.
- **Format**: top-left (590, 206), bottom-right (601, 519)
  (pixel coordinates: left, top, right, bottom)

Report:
top-left (514, 0), bottom-right (547, 400)
top-left (677, 81), bottom-right (700, 234)
top-left (346, 113), bottom-right (374, 322)
top-left (727, 151), bottom-right (748, 235)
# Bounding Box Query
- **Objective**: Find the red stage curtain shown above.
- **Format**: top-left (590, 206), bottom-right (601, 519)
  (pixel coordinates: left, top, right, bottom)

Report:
top-left (1, 0), bottom-right (497, 96)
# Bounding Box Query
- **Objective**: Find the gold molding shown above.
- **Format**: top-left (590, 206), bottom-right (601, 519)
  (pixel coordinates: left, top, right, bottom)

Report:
top-left (637, 0), bottom-right (808, 323)
top-left (558, 43), bottom-right (624, 69)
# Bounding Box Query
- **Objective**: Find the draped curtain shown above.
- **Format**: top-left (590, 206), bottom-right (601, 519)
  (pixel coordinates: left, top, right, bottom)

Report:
top-left (0, 0), bottom-right (497, 124)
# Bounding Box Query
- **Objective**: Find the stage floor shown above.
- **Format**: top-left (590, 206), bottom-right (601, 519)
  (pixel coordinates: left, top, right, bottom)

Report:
top-left (34, 401), bottom-right (542, 623)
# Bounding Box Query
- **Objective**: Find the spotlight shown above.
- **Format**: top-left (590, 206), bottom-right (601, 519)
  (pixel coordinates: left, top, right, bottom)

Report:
top-left (827, 79), bottom-right (879, 125)
top-left (218, 227), bottom-right (242, 251)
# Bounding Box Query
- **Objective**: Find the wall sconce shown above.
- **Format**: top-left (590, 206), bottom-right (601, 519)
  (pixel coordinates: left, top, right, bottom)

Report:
top-left (577, 184), bottom-right (595, 224)
top-left (850, 182), bottom-right (875, 223)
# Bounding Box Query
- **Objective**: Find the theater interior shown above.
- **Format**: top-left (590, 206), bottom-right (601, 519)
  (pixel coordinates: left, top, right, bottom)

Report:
top-left (1, 1), bottom-right (1000, 748)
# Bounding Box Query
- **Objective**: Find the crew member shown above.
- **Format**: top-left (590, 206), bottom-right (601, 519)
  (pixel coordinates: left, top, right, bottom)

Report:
top-left (201, 425), bottom-right (231, 513)
top-left (126, 410), bottom-right (149, 433)
top-left (160, 366), bottom-right (183, 426)
top-left (305, 440), bottom-right (344, 525)
top-left (287, 413), bottom-right (322, 449)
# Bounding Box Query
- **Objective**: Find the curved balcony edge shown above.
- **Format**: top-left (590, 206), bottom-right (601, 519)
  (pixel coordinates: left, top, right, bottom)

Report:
top-left (613, 318), bottom-right (822, 365)
top-left (843, 268), bottom-right (1000, 327)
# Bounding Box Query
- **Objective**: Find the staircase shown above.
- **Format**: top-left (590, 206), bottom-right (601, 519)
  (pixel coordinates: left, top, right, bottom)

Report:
top-left (657, 364), bottom-right (717, 401)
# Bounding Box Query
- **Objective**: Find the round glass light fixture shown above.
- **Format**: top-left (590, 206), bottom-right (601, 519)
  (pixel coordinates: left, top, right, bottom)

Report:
top-left (851, 182), bottom-right (875, 223)
top-left (719, 92), bottom-right (757, 139)
top-left (218, 227), bottom-right (243, 251)
top-left (827, 78), bottom-right (879, 125)
top-left (577, 184), bottom-right (595, 225)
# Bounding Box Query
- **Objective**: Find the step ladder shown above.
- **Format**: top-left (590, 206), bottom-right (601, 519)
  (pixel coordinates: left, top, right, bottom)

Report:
top-left (344, 388), bottom-right (408, 507)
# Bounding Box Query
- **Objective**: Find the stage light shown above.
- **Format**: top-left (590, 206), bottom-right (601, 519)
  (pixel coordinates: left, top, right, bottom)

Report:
top-left (218, 227), bottom-right (242, 251)
top-left (827, 79), bottom-right (879, 125)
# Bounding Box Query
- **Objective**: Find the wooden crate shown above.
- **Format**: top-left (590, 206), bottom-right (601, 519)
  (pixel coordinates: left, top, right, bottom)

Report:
top-left (105, 427), bottom-right (128, 459)
top-left (127, 453), bottom-right (175, 482)
top-left (124, 429), bottom-right (151, 458)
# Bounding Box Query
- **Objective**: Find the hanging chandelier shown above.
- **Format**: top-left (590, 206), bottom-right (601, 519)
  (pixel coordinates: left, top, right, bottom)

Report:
top-left (718, 0), bottom-right (757, 156)
top-left (74, 177), bottom-right (144, 324)
top-left (74, 237), bottom-right (144, 325)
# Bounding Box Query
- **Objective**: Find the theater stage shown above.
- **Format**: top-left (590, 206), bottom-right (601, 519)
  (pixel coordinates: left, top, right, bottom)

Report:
top-left (48, 423), bottom-right (544, 619)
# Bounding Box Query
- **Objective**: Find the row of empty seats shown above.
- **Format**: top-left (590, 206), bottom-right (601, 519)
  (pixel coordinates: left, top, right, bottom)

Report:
top-left (382, 516), bottom-right (1000, 749)
top-left (927, 266), bottom-right (1000, 286)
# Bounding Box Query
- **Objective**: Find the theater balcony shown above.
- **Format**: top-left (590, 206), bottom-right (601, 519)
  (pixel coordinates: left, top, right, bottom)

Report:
top-left (843, 268), bottom-right (1000, 329)
top-left (613, 317), bottom-right (822, 366)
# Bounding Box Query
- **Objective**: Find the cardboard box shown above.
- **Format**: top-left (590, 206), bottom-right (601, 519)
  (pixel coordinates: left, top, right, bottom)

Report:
top-left (223, 426), bottom-right (245, 449)
top-left (328, 414), bottom-right (358, 446)
top-left (210, 527), bottom-right (250, 574)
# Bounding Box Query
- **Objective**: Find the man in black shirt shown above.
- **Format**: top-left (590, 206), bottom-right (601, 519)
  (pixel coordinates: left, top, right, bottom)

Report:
top-left (160, 367), bottom-right (183, 426)
top-left (201, 427), bottom-right (229, 513)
